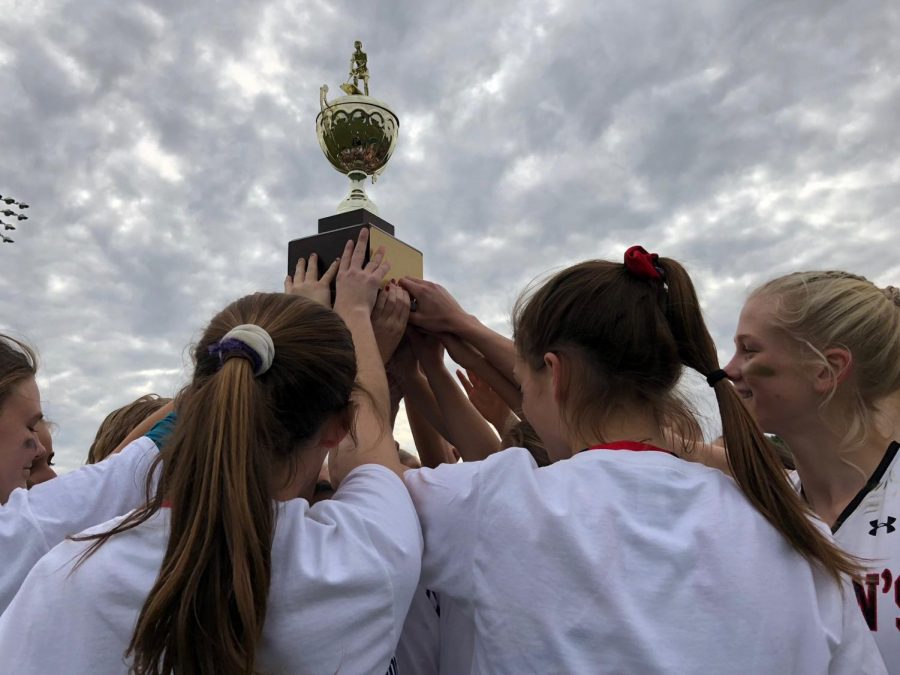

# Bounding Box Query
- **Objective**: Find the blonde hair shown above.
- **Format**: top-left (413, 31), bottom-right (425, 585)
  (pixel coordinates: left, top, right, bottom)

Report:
top-left (751, 271), bottom-right (900, 447)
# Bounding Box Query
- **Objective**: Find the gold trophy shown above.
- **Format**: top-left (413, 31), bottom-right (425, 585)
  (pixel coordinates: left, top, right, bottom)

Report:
top-left (288, 41), bottom-right (422, 282)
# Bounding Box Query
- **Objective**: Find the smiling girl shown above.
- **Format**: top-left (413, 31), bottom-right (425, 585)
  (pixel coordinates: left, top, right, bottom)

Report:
top-left (725, 271), bottom-right (900, 670)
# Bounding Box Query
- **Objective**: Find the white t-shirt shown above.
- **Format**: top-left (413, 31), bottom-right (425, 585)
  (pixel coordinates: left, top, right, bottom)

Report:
top-left (0, 436), bottom-right (159, 615)
top-left (793, 441), bottom-right (900, 673)
top-left (396, 587), bottom-right (474, 674)
top-left (404, 447), bottom-right (886, 674)
top-left (0, 464), bottom-right (423, 674)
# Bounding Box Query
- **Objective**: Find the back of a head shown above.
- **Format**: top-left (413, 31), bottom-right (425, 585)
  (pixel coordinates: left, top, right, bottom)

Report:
top-left (751, 271), bottom-right (900, 442)
top-left (0, 334), bottom-right (37, 410)
top-left (513, 252), bottom-right (860, 585)
top-left (513, 259), bottom-right (684, 441)
top-left (87, 394), bottom-right (172, 464)
top-left (107, 292), bottom-right (357, 675)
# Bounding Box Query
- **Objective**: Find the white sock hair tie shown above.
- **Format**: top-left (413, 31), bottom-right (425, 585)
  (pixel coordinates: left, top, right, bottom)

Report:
top-left (207, 324), bottom-right (275, 376)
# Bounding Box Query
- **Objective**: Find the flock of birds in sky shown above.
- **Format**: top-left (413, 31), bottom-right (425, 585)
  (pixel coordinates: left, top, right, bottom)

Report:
top-left (0, 195), bottom-right (30, 244)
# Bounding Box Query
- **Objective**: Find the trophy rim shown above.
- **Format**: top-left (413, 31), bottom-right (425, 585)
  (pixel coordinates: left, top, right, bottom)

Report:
top-left (316, 95), bottom-right (400, 128)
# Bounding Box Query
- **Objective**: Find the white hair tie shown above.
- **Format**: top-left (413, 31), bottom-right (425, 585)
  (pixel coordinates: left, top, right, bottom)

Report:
top-left (207, 324), bottom-right (275, 376)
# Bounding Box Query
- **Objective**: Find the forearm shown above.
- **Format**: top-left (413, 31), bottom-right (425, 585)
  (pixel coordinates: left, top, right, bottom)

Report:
top-left (455, 317), bottom-right (517, 385)
top-left (398, 369), bottom-right (448, 439)
top-left (461, 356), bottom-right (523, 414)
top-left (406, 401), bottom-right (455, 468)
top-left (331, 308), bottom-right (403, 482)
top-left (420, 360), bottom-right (500, 462)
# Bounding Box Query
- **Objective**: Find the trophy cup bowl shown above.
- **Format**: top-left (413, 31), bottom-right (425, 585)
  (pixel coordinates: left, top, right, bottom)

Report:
top-left (316, 94), bottom-right (399, 215)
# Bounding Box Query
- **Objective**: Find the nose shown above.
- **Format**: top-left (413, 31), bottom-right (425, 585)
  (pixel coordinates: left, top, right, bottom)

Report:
top-left (32, 434), bottom-right (47, 462)
top-left (722, 352), bottom-right (741, 382)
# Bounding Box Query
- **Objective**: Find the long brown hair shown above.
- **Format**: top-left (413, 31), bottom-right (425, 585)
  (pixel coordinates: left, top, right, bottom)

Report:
top-left (76, 293), bottom-right (357, 674)
top-left (513, 258), bottom-right (860, 582)
top-left (0, 333), bottom-right (37, 408)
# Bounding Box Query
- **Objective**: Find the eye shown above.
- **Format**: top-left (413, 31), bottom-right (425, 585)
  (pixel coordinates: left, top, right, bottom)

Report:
top-left (46, 454), bottom-right (55, 467)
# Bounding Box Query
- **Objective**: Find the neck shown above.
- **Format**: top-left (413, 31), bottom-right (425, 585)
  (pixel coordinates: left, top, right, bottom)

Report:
top-left (567, 409), bottom-right (669, 457)
top-left (785, 421), bottom-right (892, 527)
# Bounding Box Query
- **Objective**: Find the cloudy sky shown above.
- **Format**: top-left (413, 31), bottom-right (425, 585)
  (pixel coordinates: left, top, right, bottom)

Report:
top-left (1, 0), bottom-right (898, 472)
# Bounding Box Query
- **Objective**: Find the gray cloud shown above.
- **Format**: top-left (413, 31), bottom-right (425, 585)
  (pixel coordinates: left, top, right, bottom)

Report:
top-left (1, 0), bottom-right (898, 470)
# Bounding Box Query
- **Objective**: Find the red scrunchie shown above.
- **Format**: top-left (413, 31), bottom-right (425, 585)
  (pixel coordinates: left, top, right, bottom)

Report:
top-left (624, 245), bottom-right (663, 282)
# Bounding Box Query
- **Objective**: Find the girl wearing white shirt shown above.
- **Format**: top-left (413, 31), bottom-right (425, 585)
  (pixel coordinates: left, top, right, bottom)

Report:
top-left (724, 271), bottom-right (900, 671)
top-left (0, 230), bottom-right (423, 674)
top-left (401, 248), bottom-right (884, 674)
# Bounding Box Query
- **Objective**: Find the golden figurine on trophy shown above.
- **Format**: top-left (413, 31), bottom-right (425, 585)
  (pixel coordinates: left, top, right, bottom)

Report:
top-left (289, 41), bottom-right (422, 282)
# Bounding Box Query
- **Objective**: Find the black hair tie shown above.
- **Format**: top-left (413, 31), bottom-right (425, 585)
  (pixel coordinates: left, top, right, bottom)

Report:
top-left (706, 369), bottom-right (728, 387)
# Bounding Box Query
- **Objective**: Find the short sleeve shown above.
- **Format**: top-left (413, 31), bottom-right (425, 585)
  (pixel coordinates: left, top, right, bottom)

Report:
top-left (145, 411), bottom-right (177, 449)
top-left (403, 461), bottom-right (483, 600)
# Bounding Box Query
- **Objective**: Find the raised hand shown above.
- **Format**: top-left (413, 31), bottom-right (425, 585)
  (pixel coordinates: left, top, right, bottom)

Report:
top-left (284, 253), bottom-right (339, 308)
top-left (456, 368), bottom-right (513, 433)
top-left (407, 327), bottom-right (445, 372)
top-left (333, 228), bottom-right (390, 317)
top-left (372, 282), bottom-right (411, 363)
top-left (398, 277), bottom-right (472, 334)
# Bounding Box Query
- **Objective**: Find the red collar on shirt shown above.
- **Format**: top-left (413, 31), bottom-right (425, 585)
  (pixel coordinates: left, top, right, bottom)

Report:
top-left (583, 440), bottom-right (676, 456)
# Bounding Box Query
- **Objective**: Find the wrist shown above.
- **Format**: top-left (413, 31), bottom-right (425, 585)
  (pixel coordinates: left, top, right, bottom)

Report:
top-left (453, 313), bottom-right (483, 338)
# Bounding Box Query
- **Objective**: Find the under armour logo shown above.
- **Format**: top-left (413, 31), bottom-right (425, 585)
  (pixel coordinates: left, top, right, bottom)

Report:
top-left (869, 517), bottom-right (897, 536)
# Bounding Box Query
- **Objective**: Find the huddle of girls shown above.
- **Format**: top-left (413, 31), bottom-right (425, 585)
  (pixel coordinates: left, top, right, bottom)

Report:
top-left (0, 227), bottom-right (896, 673)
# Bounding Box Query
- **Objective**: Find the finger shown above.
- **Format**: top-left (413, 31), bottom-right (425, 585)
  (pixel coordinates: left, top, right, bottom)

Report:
top-left (365, 244), bottom-right (386, 273)
top-left (393, 286), bottom-right (411, 318)
top-left (339, 239), bottom-right (355, 272)
top-left (294, 257), bottom-right (307, 282)
top-left (456, 369), bottom-right (474, 394)
top-left (350, 228), bottom-right (369, 269)
top-left (398, 277), bottom-right (423, 293)
top-left (468, 369), bottom-right (483, 387)
top-left (374, 286), bottom-right (388, 314)
top-left (284, 274), bottom-right (292, 294)
top-left (320, 258), bottom-right (340, 285)
top-left (307, 253), bottom-right (319, 282)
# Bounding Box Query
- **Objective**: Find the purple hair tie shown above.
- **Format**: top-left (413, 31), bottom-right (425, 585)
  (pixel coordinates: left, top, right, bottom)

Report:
top-left (207, 324), bottom-right (275, 376)
top-left (208, 338), bottom-right (263, 373)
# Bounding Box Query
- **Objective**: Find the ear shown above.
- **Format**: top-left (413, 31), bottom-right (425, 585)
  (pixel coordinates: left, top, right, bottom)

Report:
top-left (812, 347), bottom-right (853, 394)
top-left (544, 351), bottom-right (566, 402)
top-left (318, 413), bottom-right (350, 449)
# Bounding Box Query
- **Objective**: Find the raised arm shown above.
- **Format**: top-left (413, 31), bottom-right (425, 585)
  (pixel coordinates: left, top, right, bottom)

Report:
top-left (441, 332), bottom-right (522, 412)
top-left (329, 229), bottom-right (405, 484)
top-left (399, 277), bottom-right (518, 385)
top-left (408, 328), bottom-right (501, 462)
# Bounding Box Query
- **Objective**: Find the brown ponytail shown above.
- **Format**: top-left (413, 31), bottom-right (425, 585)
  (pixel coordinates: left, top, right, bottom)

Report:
top-left (658, 258), bottom-right (861, 582)
top-left (75, 293), bottom-right (358, 674)
top-left (514, 257), bottom-right (860, 583)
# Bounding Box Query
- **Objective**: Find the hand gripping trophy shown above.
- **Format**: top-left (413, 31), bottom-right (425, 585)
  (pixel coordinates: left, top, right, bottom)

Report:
top-left (288, 42), bottom-right (422, 283)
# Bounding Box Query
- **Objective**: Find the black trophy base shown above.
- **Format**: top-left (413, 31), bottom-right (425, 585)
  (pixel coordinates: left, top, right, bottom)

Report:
top-left (287, 208), bottom-right (423, 283)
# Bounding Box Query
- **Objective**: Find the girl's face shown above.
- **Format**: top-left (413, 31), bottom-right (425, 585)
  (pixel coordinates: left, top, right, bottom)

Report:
top-left (0, 377), bottom-right (47, 503)
top-left (27, 418), bottom-right (57, 487)
top-left (723, 296), bottom-right (822, 437)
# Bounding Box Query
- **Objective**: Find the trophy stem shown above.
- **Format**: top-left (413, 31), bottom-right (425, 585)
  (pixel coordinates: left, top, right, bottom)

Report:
top-left (337, 170), bottom-right (379, 215)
